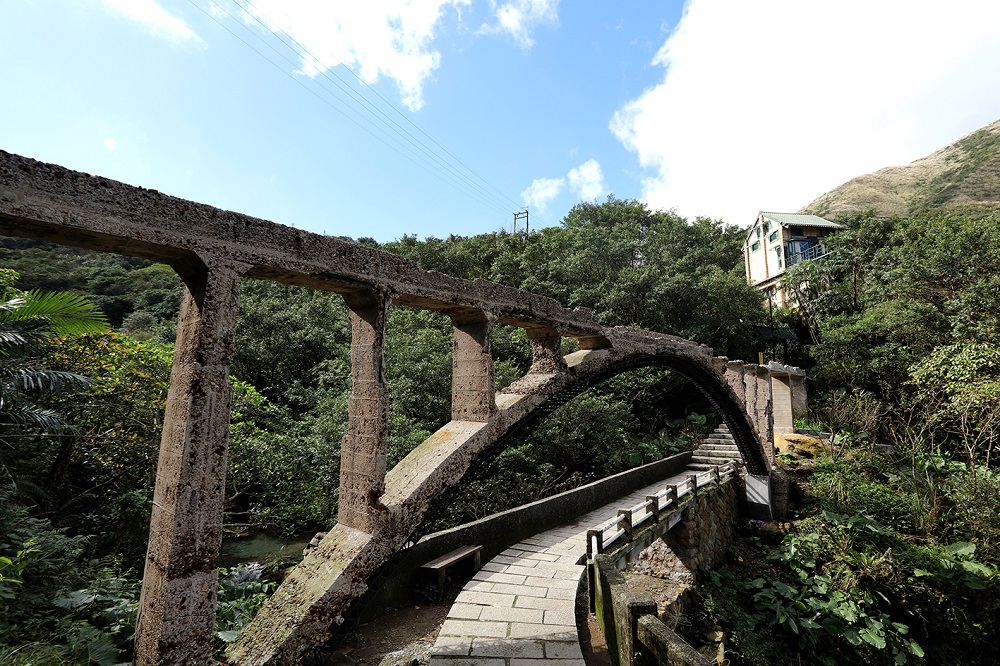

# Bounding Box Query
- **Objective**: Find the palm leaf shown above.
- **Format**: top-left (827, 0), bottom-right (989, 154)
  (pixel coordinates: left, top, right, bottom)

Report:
top-left (0, 290), bottom-right (108, 336)
top-left (9, 368), bottom-right (91, 396)
top-left (0, 397), bottom-right (70, 430)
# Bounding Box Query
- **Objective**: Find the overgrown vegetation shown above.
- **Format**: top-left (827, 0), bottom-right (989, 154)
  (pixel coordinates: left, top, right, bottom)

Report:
top-left (686, 210), bottom-right (1000, 665)
top-left (2, 201), bottom-right (998, 663)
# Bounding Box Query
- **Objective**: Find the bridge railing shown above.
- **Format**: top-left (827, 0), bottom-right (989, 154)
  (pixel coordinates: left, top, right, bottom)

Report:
top-left (586, 461), bottom-right (738, 557)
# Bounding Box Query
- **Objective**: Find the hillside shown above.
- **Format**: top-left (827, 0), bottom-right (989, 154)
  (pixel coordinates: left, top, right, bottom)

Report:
top-left (801, 118), bottom-right (1000, 218)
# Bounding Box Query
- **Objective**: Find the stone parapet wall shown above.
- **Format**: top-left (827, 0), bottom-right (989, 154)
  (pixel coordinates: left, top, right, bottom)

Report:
top-left (665, 478), bottom-right (738, 576)
top-left (592, 475), bottom-right (739, 665)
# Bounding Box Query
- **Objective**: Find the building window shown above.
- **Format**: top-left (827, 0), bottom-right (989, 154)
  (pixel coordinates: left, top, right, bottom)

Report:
top-left (756, 228), bottom-right (762, 238)
top-left (769, 231), bottom-right (779, 242)
top-left (751, 241), bottom-right (760, 251)
top-left (763, 221), bottom-right (771, 233)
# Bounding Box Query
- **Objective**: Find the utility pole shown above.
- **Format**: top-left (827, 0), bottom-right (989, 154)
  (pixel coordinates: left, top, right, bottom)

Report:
top-left (513, 209), bottom-right (529, 234)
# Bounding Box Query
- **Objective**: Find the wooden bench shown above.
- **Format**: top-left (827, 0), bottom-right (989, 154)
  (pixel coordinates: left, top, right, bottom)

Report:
top-left (421, 545), bottom-right (483, 598)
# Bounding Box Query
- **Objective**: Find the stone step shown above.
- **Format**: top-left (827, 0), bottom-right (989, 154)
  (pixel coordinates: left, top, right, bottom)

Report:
top-left (703, 436), bottom-right (735, 444)
top-left (691, 457), bottom-right (739, 467)
top-left (694, 447), bottom-right (739, 456)
top-left (688, 462), bottom-right (742, 471)
top-left (694, 445), bottom-right (738, 453)
top-left (699, 443), bottom-right (740, 452)
top-left (691, 455), bottom-right (739, 465)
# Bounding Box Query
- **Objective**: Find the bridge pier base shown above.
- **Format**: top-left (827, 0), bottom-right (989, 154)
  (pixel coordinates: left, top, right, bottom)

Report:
top-left (745, 473), bottom-right (773, 521)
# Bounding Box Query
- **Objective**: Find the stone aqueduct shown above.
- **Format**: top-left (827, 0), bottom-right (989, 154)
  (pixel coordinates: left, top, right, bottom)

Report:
top-left (0, 151), bottom-right (806, 665)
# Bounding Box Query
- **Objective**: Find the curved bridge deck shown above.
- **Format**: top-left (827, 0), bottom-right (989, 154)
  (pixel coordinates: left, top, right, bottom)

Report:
top-left (428, 470), bottom-right (696, 664)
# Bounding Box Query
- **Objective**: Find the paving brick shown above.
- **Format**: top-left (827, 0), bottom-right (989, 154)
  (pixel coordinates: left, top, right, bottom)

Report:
top-left (508, 623), bottom-right (577, 640)
top-left (520, 551), bottom-right (561, 562)
top-left (525, 576), bottom-right (578, 590)
top-left (481, 562), bottom-right (508, 573)
top-left (488, 582), bottom-right (548, 597)
top-left (491, 554), bottom-right (520, 565)
top-left (525, 562), bottom-right (560, 573)
top-left (449, 603), bottom-right (483, 620)
top-left (548, 568), bottom-right (583, 581)
top-left (543, 610), bottom-right (575, 626)
top-left (479, 606), bottom-right (544, 624)
top-left (431, 636), bottom-right (473, 656)
top-left (454, 591), bottom-right (516, 607)
top-left (544, 641), bottom-right (584, 659)
top-left (462, 580), bottom-right (494, 593)
top-left (429, 658), bottom-right (504, 666)
top-left (470, 638), bottom-right (545, 658)
top-left (439, 619), bottom-right (509, 638)
top-left (472, 570), bottom-right (528, 585)
top-left (505, 564), bottom-right (545, 577)
top-left (511, 660), bottom-right (585, 666)
top-left (514, 596), bottom-right (566, 611)
top-left (543, 587), bottom-right (577, 600)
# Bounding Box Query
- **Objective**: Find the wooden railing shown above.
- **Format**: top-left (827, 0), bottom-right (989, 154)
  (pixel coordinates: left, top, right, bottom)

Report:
top-left (586, 461), bottom-right (738, 557)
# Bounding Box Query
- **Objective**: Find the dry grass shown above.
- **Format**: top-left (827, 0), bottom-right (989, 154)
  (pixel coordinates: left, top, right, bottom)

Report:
top-left (801, 118), bottom-right (1000, 218)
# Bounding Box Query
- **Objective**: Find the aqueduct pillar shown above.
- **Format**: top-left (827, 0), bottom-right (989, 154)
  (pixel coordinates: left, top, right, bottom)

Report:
top-left (337, 289), bottom-right (391, 533)
top-left (134, 260), bottom-right (244, 664)
top-left (450, 310), bottom-right (496, 422)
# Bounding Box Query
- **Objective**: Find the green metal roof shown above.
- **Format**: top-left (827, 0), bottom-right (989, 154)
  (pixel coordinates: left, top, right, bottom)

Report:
top-left (759, 212), bottom-right (843, 230)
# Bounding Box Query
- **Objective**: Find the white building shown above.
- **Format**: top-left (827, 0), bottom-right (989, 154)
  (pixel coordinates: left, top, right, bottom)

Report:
top-left (743, 212), bottom-right (843, 308)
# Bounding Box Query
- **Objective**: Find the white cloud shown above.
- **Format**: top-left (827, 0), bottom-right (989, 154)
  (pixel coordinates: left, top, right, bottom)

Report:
top-left (481, 0), bottom-right (559, 48)
top-left (103, 137), bottom-right (118, 151)
top-left (611, 0), bottom-right (1000, 225)
top-left (520, 176), bottom-right (565, 213)
top-left (241, 0), bottom-right (470, 111)
top-left (101, 0), bottom-right (203, 44)
top-left (567, 158), bottom-right (606, 201)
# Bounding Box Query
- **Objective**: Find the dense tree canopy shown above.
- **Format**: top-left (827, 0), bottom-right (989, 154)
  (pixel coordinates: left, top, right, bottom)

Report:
top-left (3, 200), bottom-right (999, 664)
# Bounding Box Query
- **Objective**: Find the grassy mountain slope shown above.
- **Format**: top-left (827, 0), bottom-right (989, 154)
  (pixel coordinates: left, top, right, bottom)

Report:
top-left (801, 118), bottom-right (1000, 218)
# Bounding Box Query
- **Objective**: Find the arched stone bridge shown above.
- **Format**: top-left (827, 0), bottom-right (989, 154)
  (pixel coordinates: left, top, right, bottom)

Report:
top-left (0, 151), bottom-right (806, 665)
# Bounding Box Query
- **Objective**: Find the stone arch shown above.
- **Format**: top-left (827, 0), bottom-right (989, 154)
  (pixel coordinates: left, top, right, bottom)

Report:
top-left (228, 336), bottom-right (775, 664)
top-left (487, 352), bottom-right (769, 477)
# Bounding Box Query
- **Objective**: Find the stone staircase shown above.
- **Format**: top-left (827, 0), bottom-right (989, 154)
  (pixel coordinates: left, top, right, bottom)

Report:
top-left (688, 424), bottom-right (743, 471)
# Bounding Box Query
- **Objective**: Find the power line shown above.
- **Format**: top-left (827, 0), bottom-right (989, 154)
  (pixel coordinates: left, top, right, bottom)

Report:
top-left (189, 0), bottom-right (522, 218)
top-left (238, 0), bottom-right (524, 213)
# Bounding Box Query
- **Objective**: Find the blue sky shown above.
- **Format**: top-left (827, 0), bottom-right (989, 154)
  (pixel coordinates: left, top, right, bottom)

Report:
top-left (3, 1), bottom-right (1000, 243)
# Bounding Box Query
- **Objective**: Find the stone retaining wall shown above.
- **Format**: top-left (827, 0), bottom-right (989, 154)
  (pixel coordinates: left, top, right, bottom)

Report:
top-left (592, 477), bottom-right (739, 666)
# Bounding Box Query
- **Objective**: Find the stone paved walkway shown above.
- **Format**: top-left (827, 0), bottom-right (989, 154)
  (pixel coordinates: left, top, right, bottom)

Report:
top-left (428, 471), bottom-right (694, 665)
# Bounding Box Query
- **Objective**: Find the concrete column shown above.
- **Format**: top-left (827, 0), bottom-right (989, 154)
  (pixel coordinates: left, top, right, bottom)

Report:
top-left (755, 365), bottom-right (774, 463)
top-left (451, 310), bottom-right (496, 422)
top-left (526, 326), bottom-right (567, 373)
top-left (771, 374), bottom-right (795, 435)
top-left (134, 261), bottom-right (242, 666)
top-left (724, 360), bottom-right (746, 404)
top-left (756, 366), bottom-right (774, 462)
top-left (790, 373), bottom-right (808, 419)
top-left (742, 365), bottom-right (758, 438)
top-left (337, 288), bottom-right (390, 534)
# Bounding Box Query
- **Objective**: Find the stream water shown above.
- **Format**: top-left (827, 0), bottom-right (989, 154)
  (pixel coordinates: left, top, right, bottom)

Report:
top-left (218, 531), bottom-right (313, 569)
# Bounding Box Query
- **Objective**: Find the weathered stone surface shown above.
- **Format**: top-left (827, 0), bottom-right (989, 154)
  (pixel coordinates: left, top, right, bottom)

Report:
top-left (338, 288), bottom-right (391, 533)
top-left (665, 481), bottom-right (737, 577)
top-left (451, 310), bottom-right (496, 422)
top-left (134, 261), bottom-right (243, 665)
